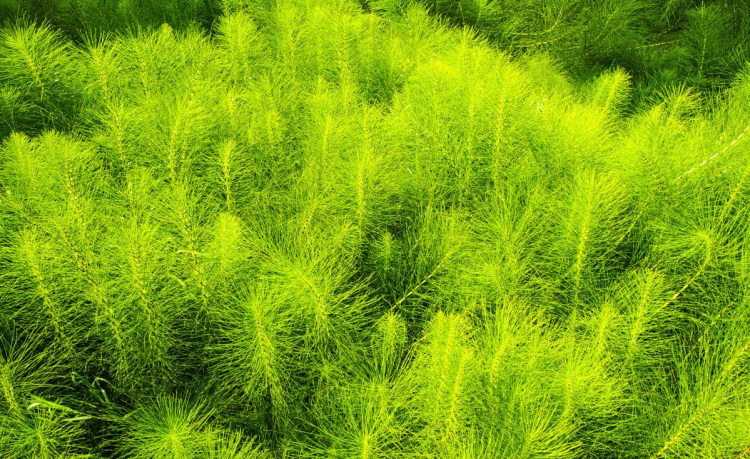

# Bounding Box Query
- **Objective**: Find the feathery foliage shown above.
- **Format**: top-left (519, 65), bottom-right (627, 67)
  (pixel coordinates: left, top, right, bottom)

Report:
top-left (1, 0), bottom-right (750, 456)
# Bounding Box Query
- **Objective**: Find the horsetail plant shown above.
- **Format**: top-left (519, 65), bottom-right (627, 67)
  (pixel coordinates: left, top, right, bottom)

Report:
top-left (2, 0), bottom-right (750, 456)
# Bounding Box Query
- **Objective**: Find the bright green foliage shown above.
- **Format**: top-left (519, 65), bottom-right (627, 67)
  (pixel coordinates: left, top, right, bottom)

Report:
top-left (0, 328), bottom-right (92, 457)
top-left (385, 0), bottom-right (750, 105)
top-left (0, 22), bottom-right (83, 133)
top-left (209, 283), bottom-right (295, 436)
top-left (408, 311), bottom-right (479, 451)
top-left (4, 0), bottom-right (216, 37)
top-left (0, 407), bottom-right (91, 458)
top-left (1, 0), bottom-right (750, 457)
top-left (117, 395), bottom-right (269, 458)
top-left (549, 171), bottom-right (630, 310)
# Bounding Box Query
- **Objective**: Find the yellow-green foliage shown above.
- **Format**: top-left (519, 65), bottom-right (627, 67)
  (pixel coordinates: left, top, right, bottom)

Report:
top-left (1, 1), bottom-right (750, 457)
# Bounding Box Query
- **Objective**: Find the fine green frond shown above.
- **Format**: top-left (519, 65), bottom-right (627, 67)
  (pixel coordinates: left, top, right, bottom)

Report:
top-left (208, 282), bottom-right (294, 435)
top-left (408, 311), bottom-right (478, 449)
top-left (2, 1), bottom-right (750, 456)
top-left (549, 171), bottom-right (631, 311)
top-left (0, 406), bottom-right (91, 458)
top-left (464, 183), bottom-right (553, 307)
top-left (204, 211), bottom-right (252, 292)
top-left (678, 4), bottom-right (733, 88)
top-left (12, 228), bottom-right (78, 356)
top-left (116, 394), bottom-right (216, 459)
top-left (649, 335), bottom-right (750, 458)
top-left (0, 20), bottom-right (83, 131)
top-left (260, 229), bottom-right (372, 354)
top-left (610, 269), bottom-right (676, 378)
top-left (202, 429), bottom-right (271, 458)
top-left (584, 67), bottom-right (633, 119)
top-left (0, 325), bottom-right (56, 416)
top-left (301, 369), bottom-right (415, 458)
top-left (370, 311), bottom-right (408, 378)
top-left (0, 84), bottom-right (34, 138)
top-left (214, 11), bottom-right (269, 85)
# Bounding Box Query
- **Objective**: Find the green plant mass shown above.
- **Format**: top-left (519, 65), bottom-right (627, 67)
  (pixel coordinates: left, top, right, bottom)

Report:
top-left (2, 0), bottom-right (750, 457)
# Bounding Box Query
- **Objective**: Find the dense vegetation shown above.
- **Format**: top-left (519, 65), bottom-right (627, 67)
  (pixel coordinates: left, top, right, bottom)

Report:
top-left (1, 0), bottom-right (750, 457)
top-left (367, 0), bottom-right (750, 105)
